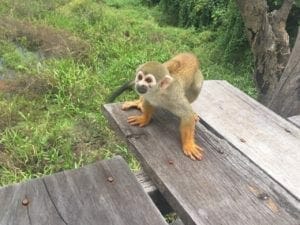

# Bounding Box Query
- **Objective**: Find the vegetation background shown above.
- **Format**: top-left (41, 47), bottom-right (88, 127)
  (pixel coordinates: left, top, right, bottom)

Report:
top-left (1, 0), bottom-right (296, 186)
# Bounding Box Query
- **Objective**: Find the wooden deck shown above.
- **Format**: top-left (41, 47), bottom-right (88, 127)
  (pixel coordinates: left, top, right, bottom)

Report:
top-left (103, 80), bottom-right (300, 225)
top-left (1, 80), bottom-right (299, 225)
top-left (0, 156), bottom-right (167, 225)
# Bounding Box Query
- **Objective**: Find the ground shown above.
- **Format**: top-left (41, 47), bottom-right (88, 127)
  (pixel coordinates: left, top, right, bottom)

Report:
top-left (0, 0), bottom-right (255, 186)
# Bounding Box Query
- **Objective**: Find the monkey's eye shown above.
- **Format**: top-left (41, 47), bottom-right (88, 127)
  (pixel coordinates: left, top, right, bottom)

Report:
top-left (145, 77), bottom-right (152, 83)
top-left (137, 74), bottom-right (143, 80)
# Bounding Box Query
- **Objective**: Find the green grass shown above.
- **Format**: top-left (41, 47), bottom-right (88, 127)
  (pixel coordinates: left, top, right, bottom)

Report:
top-left (0, 0), bottom-right (255, 186)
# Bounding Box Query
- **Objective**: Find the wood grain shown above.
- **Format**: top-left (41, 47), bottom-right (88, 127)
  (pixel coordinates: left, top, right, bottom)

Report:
top-left (192, 80), bottom-right (300, 201)
top-left (0, 156), bottom-right (167, 225)
top-left (103, 100), bottom-right (299, 225)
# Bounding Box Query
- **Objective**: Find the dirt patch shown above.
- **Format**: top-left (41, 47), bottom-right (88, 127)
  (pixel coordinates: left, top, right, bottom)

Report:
top-left (0, 17), bottom-right (90, 60)
top-left (0, 74), bottom-right (56, 132)
top-left (0, 74), bottom-right (56, 97)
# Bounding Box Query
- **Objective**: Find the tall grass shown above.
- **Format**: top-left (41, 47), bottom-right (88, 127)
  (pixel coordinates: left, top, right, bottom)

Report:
top-left (0, 0), bottom-right (255, 186)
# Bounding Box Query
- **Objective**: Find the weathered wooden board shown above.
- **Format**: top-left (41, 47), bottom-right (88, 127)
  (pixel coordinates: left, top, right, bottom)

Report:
top-left (192, 80), bottom-right (300, 201)
top-left (288, 115), bottom-right (300, 128)
top-left (0, 156), bottom-right (167, 225)
top-left (103, 103), bottom-right (300, 225)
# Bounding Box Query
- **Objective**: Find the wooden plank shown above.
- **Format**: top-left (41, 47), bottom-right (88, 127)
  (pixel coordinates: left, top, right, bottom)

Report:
top-left (0, 156), bottom-right (167, 225)
top-left (288, 115), bottom-right (300, 128)
top-left (192, 80), bottom-right (300, 200)
top-left (103, 103), bottom-right (300, 225)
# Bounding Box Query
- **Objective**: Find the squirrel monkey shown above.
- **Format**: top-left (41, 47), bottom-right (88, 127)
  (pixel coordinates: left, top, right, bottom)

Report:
top-left (122, 53), bottom-right (204, 160)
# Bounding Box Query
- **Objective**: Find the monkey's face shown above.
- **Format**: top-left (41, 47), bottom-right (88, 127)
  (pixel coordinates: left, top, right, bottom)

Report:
top-left (134, 71), bottom-right (157, 95)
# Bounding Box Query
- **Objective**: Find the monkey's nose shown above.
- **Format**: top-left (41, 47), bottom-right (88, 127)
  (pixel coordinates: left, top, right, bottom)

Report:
top-left (136, 85), bottom-right (147, 94)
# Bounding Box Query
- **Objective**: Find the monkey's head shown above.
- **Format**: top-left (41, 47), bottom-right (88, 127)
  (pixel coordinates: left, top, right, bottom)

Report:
top-left (134, 62), bottom-right (173, 96)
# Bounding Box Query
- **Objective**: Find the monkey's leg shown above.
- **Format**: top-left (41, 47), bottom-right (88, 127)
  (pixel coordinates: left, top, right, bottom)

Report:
top-left (122, 97), bottom-right (144, 112)
top-left (127, 100), bottom-right (154, 127)
top-left (180, 116), bottom-right (203, 160)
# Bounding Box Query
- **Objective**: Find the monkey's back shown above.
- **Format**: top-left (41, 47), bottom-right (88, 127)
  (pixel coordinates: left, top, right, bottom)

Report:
top-left (163, 53), bottom-right (203, 102)
top-left (164, 53), bottom-right (199, 79)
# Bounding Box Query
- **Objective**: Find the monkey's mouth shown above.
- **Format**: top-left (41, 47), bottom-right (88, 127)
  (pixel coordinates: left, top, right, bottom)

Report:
top-left (136, 85), bottom-right (147, 94)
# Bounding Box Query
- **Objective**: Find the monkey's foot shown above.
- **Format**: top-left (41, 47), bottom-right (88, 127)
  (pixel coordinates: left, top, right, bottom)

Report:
top-left (183, 144), bottom-right (203, 161)
top-left (127, 115), bottom-right (150, 127)
top-left (122, 98), bottom-right (144, 112)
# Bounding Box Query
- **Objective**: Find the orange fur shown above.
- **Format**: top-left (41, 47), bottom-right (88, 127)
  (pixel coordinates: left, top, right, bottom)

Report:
top-left (180, 117), bottom-right (203, 160)
top-left (164, 53), bottom-right (199, 81)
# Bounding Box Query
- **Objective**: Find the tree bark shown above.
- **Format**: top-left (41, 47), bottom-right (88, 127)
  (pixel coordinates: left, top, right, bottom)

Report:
top-left (268, 27), bottom-right (300, 117)
top-left (235, 0), bottom-right (294, 104)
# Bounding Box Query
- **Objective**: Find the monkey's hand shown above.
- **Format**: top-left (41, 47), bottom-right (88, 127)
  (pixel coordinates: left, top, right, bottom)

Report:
top-left (127, 114), bottom-right (151, 127)
top-left (126, 100), bottom-right (154, 127)
top-left (183, 143), bottom-right (203, 161)
top-left (122, 97), bottom-right (144, 112)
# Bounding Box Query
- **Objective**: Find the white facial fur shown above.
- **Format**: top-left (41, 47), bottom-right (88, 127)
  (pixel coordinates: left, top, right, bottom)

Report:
top-left (135, 71), bottom-right (157, 94)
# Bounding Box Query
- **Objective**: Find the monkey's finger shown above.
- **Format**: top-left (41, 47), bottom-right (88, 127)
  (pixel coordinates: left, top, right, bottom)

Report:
top-left (183, 150), bottom-right (196, 160)
top-left (127, 116), bottom-right (146, 127)
top-left (128, 120), bottom-right (140, 126)
top-left (127, 116), bottom-right (139, 121)
top-left (189, 154), bottom-right (196, 161)
top-left (195, 145), bottom-right (204, 153)
top-left (122, 103), bottom-right (135, 111)
top-left (194, 152), bottom-right (203, 160)
top-left (193, 148), bottom-right (203, 160)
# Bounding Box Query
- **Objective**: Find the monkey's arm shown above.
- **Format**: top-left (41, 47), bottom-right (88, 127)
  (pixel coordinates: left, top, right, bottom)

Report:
top-left (127, 100), bottom-right (154, 127)
top-left (169, 99), bottom-right (203, 161)
top-left (180, 116), bottom-right (203, 160)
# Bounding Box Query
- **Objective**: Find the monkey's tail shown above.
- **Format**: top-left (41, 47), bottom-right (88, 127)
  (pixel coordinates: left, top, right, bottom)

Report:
top-left (106, 80), bottom-right (135, 103)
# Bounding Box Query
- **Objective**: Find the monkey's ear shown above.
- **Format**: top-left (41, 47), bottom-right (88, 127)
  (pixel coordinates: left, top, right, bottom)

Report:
top-left (159, 75), bottom-right (173, 89)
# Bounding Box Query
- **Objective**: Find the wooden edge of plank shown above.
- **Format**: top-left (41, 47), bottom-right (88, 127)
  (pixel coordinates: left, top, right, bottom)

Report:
top-left (0, 155), bottom-right (123, 190)
top-left (288, 115), bottom-right (300, 128)
top-left (135, 170), bottom-right (173, 215)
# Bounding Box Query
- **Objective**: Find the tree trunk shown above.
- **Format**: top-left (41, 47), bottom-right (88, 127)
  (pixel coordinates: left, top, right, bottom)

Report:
top-left (268, 27), bottom-right (300, 117)
top-left (235, 0), bottom-right (294, 104)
